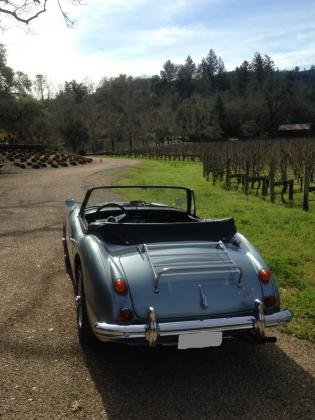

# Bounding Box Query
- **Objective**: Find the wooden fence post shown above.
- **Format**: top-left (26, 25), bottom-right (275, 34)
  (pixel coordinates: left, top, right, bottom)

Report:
top-left (303, 162), bottom-right (310, 211)
top-left (225, 159), bottom-right (231, 190)
top-left (262, 178), bottom-right (268, 197)
top-left (269, 160), bottom-right (275, 203)
top-left (289, 180), bottom-right (294, 204)
top-left (206, 156), bottom-right (210, 181)
top-left (244, 160), bottom-right (249, 195)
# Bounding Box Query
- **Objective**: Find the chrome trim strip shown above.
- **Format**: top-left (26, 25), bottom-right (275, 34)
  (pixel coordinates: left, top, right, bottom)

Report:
top-left (70, 237), bottom-right (79, 247)
top-left (141, 241), bottom-right (242, 294)
top-left (94, 309), bottom-right (292, 341)
top-left (154, 266), bottom-right (242, 294)
top-left (147, 241), bottom-right (224, 248)
top-left (198, 284), bottom-right (208, 309)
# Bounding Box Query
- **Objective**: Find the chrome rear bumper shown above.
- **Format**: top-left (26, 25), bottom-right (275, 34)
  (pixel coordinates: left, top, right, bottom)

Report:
top-left (94, 309), bottom-right (292, 344)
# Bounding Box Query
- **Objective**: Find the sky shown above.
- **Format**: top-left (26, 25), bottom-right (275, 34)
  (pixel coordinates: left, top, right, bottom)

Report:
top-left (1, 0), bottom-right (315, 86)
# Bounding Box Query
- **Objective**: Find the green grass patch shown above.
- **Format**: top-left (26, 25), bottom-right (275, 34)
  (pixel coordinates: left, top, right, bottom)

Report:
top-left (117, 159), bottom-right (315, 341)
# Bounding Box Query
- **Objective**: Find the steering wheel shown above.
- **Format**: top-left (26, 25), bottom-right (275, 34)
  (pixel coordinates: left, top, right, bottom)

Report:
top-left (95, 202), bottom-right (128, 223)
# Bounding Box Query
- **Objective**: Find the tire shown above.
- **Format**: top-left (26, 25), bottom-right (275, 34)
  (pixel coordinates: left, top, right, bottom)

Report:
top-left (75, 264), bottom-right (97, 347)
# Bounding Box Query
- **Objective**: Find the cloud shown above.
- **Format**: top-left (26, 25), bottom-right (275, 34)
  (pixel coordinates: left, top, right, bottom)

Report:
top-left (273, 44), bottom-right (315, 69)
top-left (1, 0), bottom-right (315, 85)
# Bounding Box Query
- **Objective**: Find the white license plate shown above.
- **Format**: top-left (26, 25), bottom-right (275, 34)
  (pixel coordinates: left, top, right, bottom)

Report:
top-left (178, 331), bottom-right (222, 349)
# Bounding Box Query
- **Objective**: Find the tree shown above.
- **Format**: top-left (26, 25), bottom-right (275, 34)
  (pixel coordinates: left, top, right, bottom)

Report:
top-left (0, 48), bottom-right (49, 142)
top-left (152, 96), bottom-right (177, 144)
top-left (13, 71), bottom-right (32, 96)
top-left (241, 120), bottom-right (259, 138)
top-left (213, 96), bottom-right (228, 138)
top-left (263, 55), bottom-right (275, 74)
top-left (33, 74), bottom-right (51, 101)
top-left (0, 94), bottom-right (47, 142)
top-left (196, 49), bottom-right (227, 92)
top-left (216, 58), bottom-right (229, 91)
top-left (177, 56), bottom-right (196, 81)
top-left (160, 60), bottom-right (178, 83)
top-left (62, 118), bottom-right (89, 151)
top-left (94, 75), bottom-right (151, 152)
top-left (250, 52), bottom-right (265, 84)
top-left (235, 60), bottom-right (250, 94)
top-left (175, 96), bottom-right (213, 142)
top-left (250, 53), bottom-right (276, 86)
top-left (259, 74), bottom-right (288, 136)
top-left (64, 80), bottom-right (88, 103)
top-left (0, 44), bottom-right (14, 94)
top-left (0, 1), bottom-right (83, 27)
top-left (176, 55), bottom-right (196, 96)
top-left (203, 49), bottom-right (219, 78)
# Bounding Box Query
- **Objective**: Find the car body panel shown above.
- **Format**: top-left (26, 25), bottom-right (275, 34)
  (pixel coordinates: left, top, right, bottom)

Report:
top-left (119, 242), bottom-right (263, 319)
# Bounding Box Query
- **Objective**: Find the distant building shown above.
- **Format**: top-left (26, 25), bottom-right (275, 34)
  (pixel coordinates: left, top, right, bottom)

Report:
top-left (277, 123), bottom-right (312, 137)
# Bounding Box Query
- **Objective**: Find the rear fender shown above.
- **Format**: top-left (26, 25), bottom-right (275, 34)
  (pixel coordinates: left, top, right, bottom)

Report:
top-left (78, 235), bottom-right (135, 324)
top-left (235, 233), bottom-right (280, 311)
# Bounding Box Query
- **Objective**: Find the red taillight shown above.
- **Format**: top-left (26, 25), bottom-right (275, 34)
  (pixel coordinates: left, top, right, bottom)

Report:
top-left (264, 295), bottom-right (277, 307)
top-left (119, 308), bottom-right (134, 322)
top-left (259, 268), bottom-right (272, 284)
top-left (113, 278), bottom-right (127, 294)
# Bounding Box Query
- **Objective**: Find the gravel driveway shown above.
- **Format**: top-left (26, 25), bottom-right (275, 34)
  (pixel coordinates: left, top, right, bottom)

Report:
top-left (0, 158), bottom-right (314, 419)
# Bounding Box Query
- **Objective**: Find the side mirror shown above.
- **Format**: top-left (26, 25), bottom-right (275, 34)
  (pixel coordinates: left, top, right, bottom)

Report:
top-left (65, 197), bottom-right (76, 208)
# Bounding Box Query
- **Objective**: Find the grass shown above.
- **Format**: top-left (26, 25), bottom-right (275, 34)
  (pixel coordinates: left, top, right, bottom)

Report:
top-left (116, 158), bottom-right (315, 342)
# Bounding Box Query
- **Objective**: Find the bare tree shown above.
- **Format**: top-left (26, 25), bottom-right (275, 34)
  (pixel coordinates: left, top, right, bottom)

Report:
top-left (33, 74), bottom-right (52, 100)
top-left (0, 1), bottom-right (83, 27)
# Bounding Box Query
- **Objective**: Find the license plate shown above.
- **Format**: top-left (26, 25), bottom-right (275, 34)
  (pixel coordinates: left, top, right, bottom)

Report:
top-left (178, 331), bottom-right (222, 349)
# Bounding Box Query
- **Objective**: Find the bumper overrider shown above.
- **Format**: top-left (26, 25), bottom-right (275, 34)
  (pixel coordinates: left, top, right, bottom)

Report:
top-left (94, 300), bottom-right (292, 346)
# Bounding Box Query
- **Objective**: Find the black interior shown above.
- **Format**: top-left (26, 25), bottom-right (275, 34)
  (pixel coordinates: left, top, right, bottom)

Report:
top-left (86, 216), bottom-right (237, 245)
top-left (84, 207), bottom-right (195, 224)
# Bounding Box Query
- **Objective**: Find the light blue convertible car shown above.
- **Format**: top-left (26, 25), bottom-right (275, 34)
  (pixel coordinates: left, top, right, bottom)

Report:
top-left (62, 185), bottom-right (292, 349)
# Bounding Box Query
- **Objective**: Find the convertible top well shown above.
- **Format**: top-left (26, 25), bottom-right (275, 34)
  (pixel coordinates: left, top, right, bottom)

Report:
top-left (87, 218), bottom-right (237, 245)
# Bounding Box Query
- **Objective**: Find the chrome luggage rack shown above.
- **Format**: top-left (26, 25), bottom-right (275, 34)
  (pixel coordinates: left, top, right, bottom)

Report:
top-left (137, 241), bottom-right (242, 293)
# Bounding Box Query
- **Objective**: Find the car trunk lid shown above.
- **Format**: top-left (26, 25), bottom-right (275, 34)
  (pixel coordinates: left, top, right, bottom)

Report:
top-left (119, 242), bottom-right (262, 320)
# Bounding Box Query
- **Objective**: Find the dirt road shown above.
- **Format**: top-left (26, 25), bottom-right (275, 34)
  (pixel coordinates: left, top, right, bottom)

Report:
top-left (0, 159), bottom-right (314, 419)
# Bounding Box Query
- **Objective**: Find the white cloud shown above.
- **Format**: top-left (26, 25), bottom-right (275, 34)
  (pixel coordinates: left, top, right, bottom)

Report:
top-left (1, 0), bottom-right (315, 86)
top-left (273, 44), bottom-right (315, 69)
top-left (145, 25), bottom-right (203, 46)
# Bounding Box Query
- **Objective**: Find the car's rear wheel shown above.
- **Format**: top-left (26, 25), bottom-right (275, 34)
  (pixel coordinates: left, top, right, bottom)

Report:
top-left (75, 264), bottom-right (97, 347)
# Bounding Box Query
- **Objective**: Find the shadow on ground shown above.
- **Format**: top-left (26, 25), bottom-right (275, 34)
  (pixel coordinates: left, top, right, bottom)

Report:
top-left (83, 340), bottom-right (315, 419)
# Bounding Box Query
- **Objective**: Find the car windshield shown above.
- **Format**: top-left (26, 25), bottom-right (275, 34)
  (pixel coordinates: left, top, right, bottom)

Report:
top-left (81, 186), bottom-right (193, 214)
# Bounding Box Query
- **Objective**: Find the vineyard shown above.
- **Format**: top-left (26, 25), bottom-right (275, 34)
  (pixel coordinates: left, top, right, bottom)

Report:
top-left (107, 138), bottom-right (315, 211)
